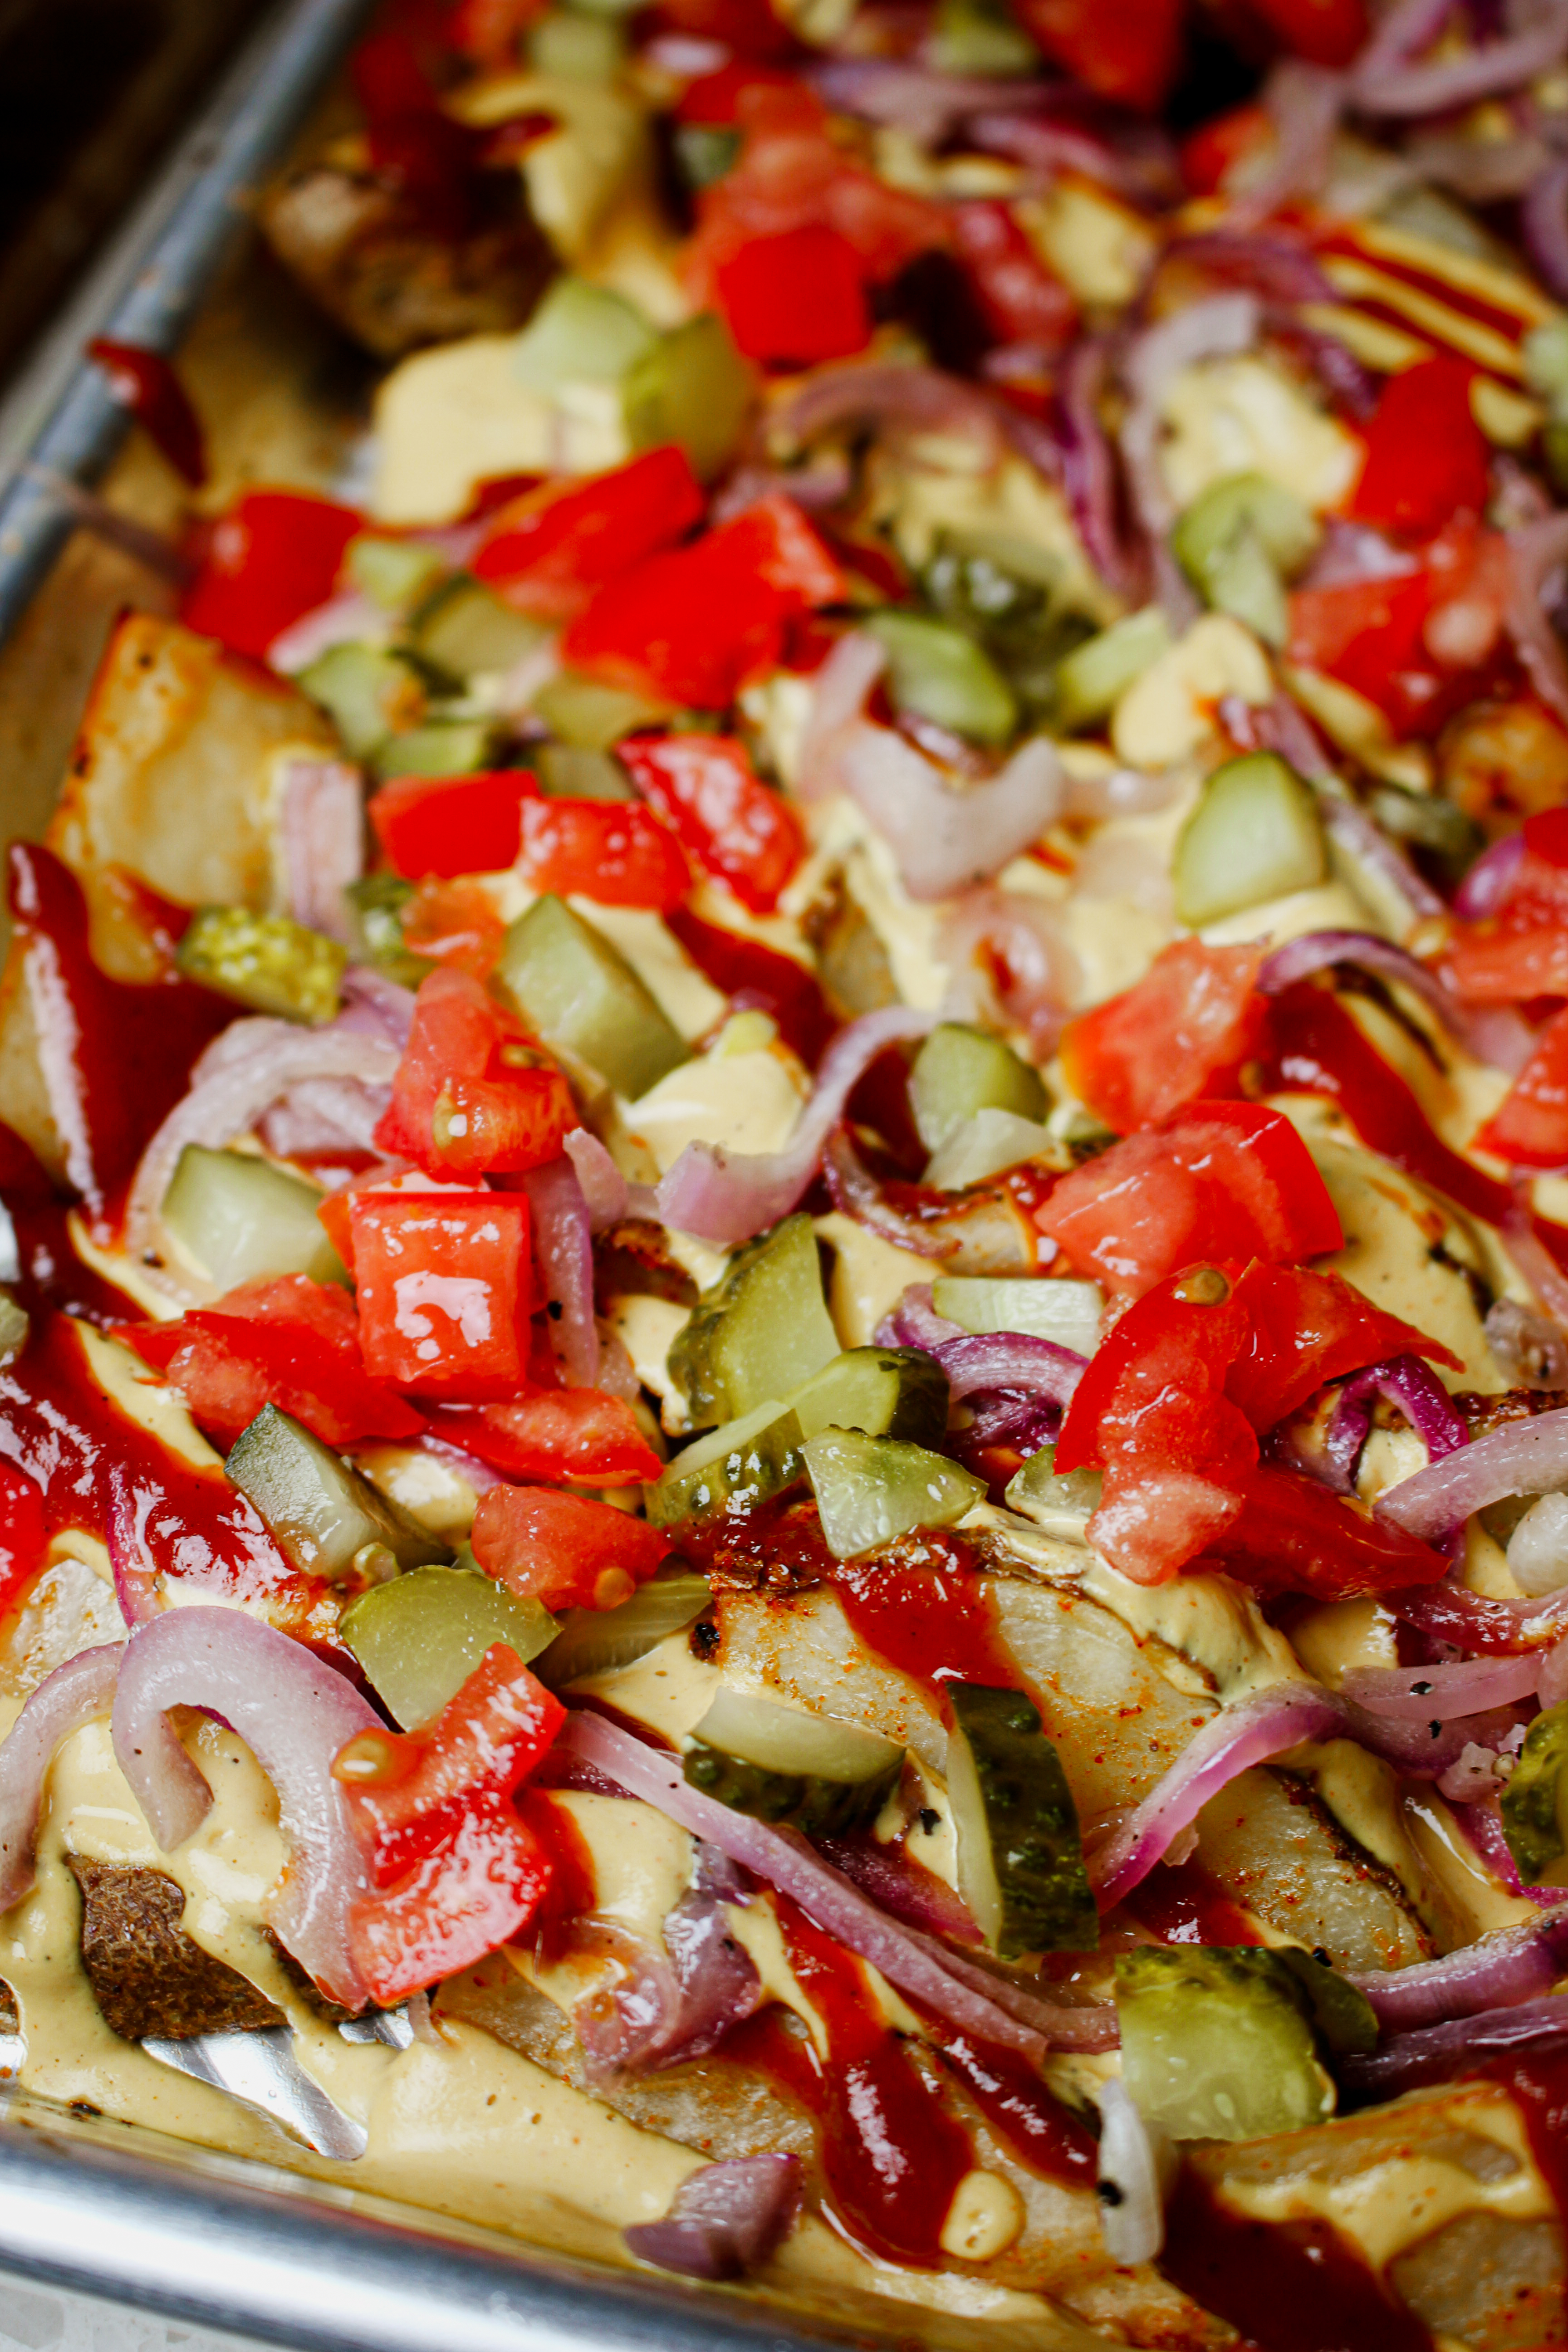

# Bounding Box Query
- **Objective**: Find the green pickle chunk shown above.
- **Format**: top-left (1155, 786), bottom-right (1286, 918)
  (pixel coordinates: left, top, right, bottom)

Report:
top-left (300, 643), bottom-right (426, 760)
top-left (1173, 751), bottom-right (1326, 927)
top-left (647, 1398), bottom-right (805, 1527)
top-left (946, 1683), bottom-right (1096, 1957)
top-left (802, 1426), bottom-right (985, 1558)
top-left (226, 1406), bottom-right (447, 1583)
top-left (1503, 1700), bottom-right (1568, 1885)
top-left (909, 1023), bottom-right (1047, 1156)
top-left (341, 1566), bottom-right (557, 1729)
top-left (683, 1686), bottom-right (905, 1837)
top-left (1115, 1947), bottom-right (1362, 2141)
top-left (176, 907), bottom-right (347, 1025)
top-left (162, 1145), bottom-right (346, 1292)
top-left (537, 1573), bottom-right (713, 1686)
top-left (496, 894), bottom-right (689, 1100)
top-left (865, 611), bottom-right (1019, 747)
top-left (789, 1347), bottom-right (948, 1449)
top-left (1171, 471), bottom-right (1320, 648)
top-left (670, 1213), bottom-right (839, 1429)
top-left (408, 576), bottom-right (550, 681)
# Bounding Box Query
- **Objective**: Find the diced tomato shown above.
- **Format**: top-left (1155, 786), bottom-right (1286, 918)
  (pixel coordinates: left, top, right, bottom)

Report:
top-left (348, 1794), bottom-right (553, 2005)
top-left (1200, 1463), bottom-right (1449, 1599)
top-left (370, 771), bottom-right (534, 880)
top-left (1445, 820), bottom-right (1568, 1002)
top-left (375, 966), bottom-right (575, 1181)
top-left (88, 341), bottom-right (206, 487)
top-left (343, 1644), bottom-right (565, 1877)
top-left (342, 1644), bottom-right (564, 2003)
top-left (315, 1164), bottom-right (475, 1275)
top-left (1349, 358), bottom-right (1490, 544)
top-left (180, 491), bottom-right (362, 663)
top-left (1224, 1261), bottom-right (1460, 1432)
top-left (1245, 0), bottom-right (1367, 64)
top-left (0, 1463), bottom-right (47, 1617)
top-left (676, 60), bottom-right (797, 122)
top-left (470, 447), bottom-right (706, 622)
top-left (618, 734), bottom-right (802, 913)
top-left (715, 225), bottom-right (872, 367)
top-left (398, 875), bottom-right (507, 977)
top-left (351, 1191), bottom-right (532, 1397)
top-left (1058, 941), bottom-right (1266, 1135)
top-left (447, 0), bottom-right (545, 68)
top-left (561, 494), bottom-right (843, 709)
top-left (649, 0), bottom-right (795, 61)
top-left (1180, 103), bottom-right (1273, 196)
top-left (1290, 514), bottom-right (1512, 740)
top-left (116, 1275), bottom-right (424, 1449)
top-left (469, 1483), bottom-right (671, 1610)
top-left (350, 27), bottom-right (477, 239)
top-left (664, 904), bottom-right (834, 1065)
top-left (428, 1390), bottom-right (663, 1485)
top-left (1036, 1102), bottom-right (1343, 1302)
top-left (951, 202), bottom-right (1076, 351)
top-left (515, 796), bottom-right (691, 911)
top-left (1473, 1004), bottom-right (1568, 1168)
top-left (1010, 0), bottom-right (1183, 109)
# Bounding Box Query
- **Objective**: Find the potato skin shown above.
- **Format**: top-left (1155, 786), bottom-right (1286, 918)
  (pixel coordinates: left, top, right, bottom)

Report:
top-left (69, 1859), bottom-right (283, 2042)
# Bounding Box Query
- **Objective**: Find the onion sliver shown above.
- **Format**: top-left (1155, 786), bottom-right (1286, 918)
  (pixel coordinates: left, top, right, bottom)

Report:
top-left (558, 1710), bottom-right (1113, 2053)
top-left (0, 1644), bottom-right (123, 1910)
top-left (1378, 1407), bottom-right (1568, 1543)
top-left (112, 1607), bottom-right (380, 2008)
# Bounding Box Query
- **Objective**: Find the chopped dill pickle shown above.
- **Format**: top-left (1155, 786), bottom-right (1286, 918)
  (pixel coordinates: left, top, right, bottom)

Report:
top-left (1051, 608), bottom-right (1171, 734)
top-left (163, 1145), bottom-right (346, 1291)
top-left (946, 1683), bottom-right (1096, 1956)
top-left (176, 906), bottom-right (347, 1025)
top-left (909, 1023), bottom-right (1047, 1156)
top-left (341, 1566), bottom-right (556, 1728)
top-left (1004, 1442), bottom-right (1102, 1536)
top-left (1503, 1701), bottom-right (1568, 1884)
top-left (647, 1398), bottom-right (804, 1526)
top-left (536, 1573), bottom-right (713, 1686)
top-left (534, 745), bottom-right (633, 800)
top-left (344, 874), bottom-right (433, 990)
top-left (932, 1276), bottom-right (1102, 1357)
top-left (801, 1426), bottom-right (985, 1558)
top-left (299, 642), bottom-right (426, 759)
top-left (345, 534), bottom-right (446, 613)
top-left (512, 275), bottom-right (656, 392)
top-left (1115, 1948), bottom-right (1340, 2141)
top-left (533, 671), bottom-right (672, 750)
top-left (623, 313), bottom-right (754, 484)
top-left (371, 717), bottom-right (500, 781)
top-left (1173, 751), bottom-right (1326, 927)
top-left (789, 1347), bottom-right (949, 1449)
top-left (672, 124), bottom-right (739, 190)
top-left (227, 1406), bottom-right (448, 1583)
top-left (1171, 472), bottom-right (1319, 648)
top-left (669, 1213), bottom-right (839, 1430)
top-left (683, 1686), bottom-right (905, 1836)
top-left (0, 1289), bottom-right (27, 1369)
top-left (865, 610), bottom-right (1018, 747)
top-left (496, 894), bottom-right (689, 1100)
top-left (409, 576), bottom-right (549, 681)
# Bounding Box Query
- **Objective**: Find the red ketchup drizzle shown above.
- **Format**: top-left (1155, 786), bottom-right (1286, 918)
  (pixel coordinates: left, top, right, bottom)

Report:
top-left (519, 1789), bottom-right (598, 1964)
top-left (830, 1542), bottom-right (1022, 1699)
top-left (664, 906), bottom-right (834, 1068)
top-left (86, 340), bottom-right (206, 486)
top-left (0, 1312), bottom-right (322, 1630)
top-left (1127, 1859), bottom-right (1264, 1948)
top-left (7, 844), bottom-right (230, 1219)
top-left (932, 2030), bottom-right (1096, 2187)
top-left (1159, 2169), bottom-right (1435, 2352)
top-left (1488, 2047), bottom-right (1568, 2212)
top-left (729, 1896), bottom-right (974, 2266)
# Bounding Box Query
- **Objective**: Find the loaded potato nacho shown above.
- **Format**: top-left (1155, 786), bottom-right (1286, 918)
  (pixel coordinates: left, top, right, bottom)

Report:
top-left (16, 0), bottom-right (1568, 2340)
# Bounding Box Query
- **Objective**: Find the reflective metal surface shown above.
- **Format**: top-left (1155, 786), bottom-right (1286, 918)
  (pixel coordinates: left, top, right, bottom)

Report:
top-left (141, 2029), bottom-right (368, 2162)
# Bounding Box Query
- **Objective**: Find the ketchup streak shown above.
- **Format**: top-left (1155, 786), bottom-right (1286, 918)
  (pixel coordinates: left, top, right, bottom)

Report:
top-left (830, 1544), bottom-right (1021, 1696)
top-left (1159, 2168), bottom-right (1435, 2352)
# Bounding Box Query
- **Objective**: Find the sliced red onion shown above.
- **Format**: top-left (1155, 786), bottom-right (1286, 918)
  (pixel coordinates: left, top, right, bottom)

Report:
top-left (1089, 1682), bottom-right (1347, 1908)
top-left (823, 1128), bottom-right (948, 1260)
top-left (1257, 930), bottom-right (1519, 1070)
top-left (1352, 0), bottom-right (1568, 116)
top-left (1230, 59), bottom-right (1345, 227)
top-left (835, 723), bottom-right (1066, 902)
top-left (107, 1473), bottom-right (166, 1628)
top-left (809, 57), bottom-right (1034, 142)
top-left (876, 1283), bottom-right (966, 1351)
top-left (1055, 337), bottom-right (1133, 596)
top-left (575, 1844), bottom-right (762, 2080)
top-left (1351, 0), bottom-right (1455, 83)
top-left (710, 455), bottom-right (853, 528)
top-left (279, 758), bottom-right (363, 945)
top-left (267, 591), bottom-right (385, 676)
top-left (0, 1644), bottom-right (124, 1910)
top-left (411, 1430), bottom-right (508, 1499)
top-left (1342, 1992), bottom-right (1568, 2100)
top-left (796, 629), bottom-right (888, 802)
top-left (1502, 1193), bottom-right (1568, 1328)
top-left (337, 967), bottom-right (415, 1046)
top-left (1321, 1356), bottom-right (1470, 1493)
top-left (1455, 832), bottom-right (1526, 921)
top-left (814, 1833), bottom-right (980, 1944)
top-left (1504, 515), bottom-right (1568, 725)
top-left (935, 1331), bottom-right (1087, 1406)
top-left (112, 1607), bottom-right (380, 2008)
top-left (1524, 155), bottom-right (1568, 299)
top-left (964, 110), bottom-right (1142, 191)
top-left (1339, 1651), bottom-right (1542, 1721)
top-left (939, 885), bottom-right (1079, 1058)
top-left (1393, 1578), bottom-right (1568, 1655)
top-left (1120, 295), bottom-right (1259, 625)
top-left (1094, 2078), bottom-right (1165, 2266)
top-left (772, 364), bottom-right (1004, 464)
top-left (1378, 1406), bottom-right (1568, 1543)
top-left (260, 1076), bottom-right (391, 1161)
top-left (1456, 1793), bottom-right (1562, 1901)
top-left (1165, 229), bottom-right (1336, 307)
top-left (520, 1156), bottom-right (598, 1388)
top-left (1317, 794), bottom-right (1449, 921)
top-left (623, 2153), bottom-right (802, 2281)
top-left (823, 1129), bottom-right (1039, 1274)
top-left (126, 1027), bottom-right (402, 1269)
top-left (655, 1005), bottom-right (934, 1249)
top-left (1410, 126), bottom-right (1552, 198)
top-left (563, 1127), bottom-right (628, 1232)
top-left (558, 1710), bottom-right (1108, 2054)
